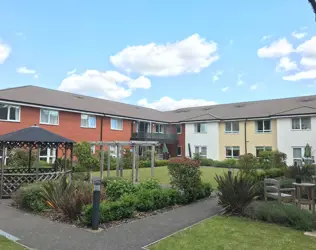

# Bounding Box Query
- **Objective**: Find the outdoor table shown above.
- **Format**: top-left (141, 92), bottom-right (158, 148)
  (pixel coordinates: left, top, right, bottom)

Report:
top-left (293, 182), bottom-right (315, 214)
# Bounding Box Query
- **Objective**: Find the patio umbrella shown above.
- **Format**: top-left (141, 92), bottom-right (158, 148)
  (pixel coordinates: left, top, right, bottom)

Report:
top-left (162, 143), bottom-right (169, 154)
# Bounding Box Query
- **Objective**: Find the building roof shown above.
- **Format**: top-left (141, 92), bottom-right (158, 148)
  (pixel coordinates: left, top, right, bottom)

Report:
top-left (1, 85), bottom-right (316, 123)
top-left (0, 126), bottom-right (74, 144)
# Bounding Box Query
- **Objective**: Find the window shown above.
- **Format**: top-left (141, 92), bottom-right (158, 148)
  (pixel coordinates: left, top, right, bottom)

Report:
top-left (0, 148), bottom-right (8, 165)
top-left (111, 118), bottom-right (123, 130)
top-left (194, 146), bottom-right (207, 158)
top-left (177, 146), bottom-right (182, 156)
top-left (256, 120), bottom-right (271, 133)
top-left (176, 124), bottom-right (182, 134)
top-left (0, 103), bottom-right (20, 122)
top-left (225, 122), bottom-right (239, 133)
top-left (40, 148), bottom-right (56, 163)
top-left (292, 117), bottom-right (311, 130)
top-left (90, 145), bottom-right (96, 154)
top-left (40, 109), bottom-right (59, 125)
top-left (293, 147), bottom-right (303, 166)
top-left (255, 146), bottom-right (272, 157)
top-left (81, 114), bottom-right (96, 128)
top-left (225, 146), bottom-right (240, 159)
top-left (194, 123), bottom-right (207, 133)
top-left (155, 124), bottom-right (164, 133)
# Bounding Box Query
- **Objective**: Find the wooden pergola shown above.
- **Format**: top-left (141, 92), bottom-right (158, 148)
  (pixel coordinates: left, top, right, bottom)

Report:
top-left (90, 140), bottom-right (158, 183)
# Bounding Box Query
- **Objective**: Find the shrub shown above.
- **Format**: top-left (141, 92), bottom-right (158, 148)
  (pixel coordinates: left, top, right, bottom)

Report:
top-left (72, 172), bottom-right (90, 181)
top-left (7, 148), bottom-right (36, 168)
top-left (138, 160), bottom-right (168, 168)
top-left (74, 142), bottom-right (95, 170)
top-left (244, 201), bottom-right (316, 231)
top-left (239, 153), bottom-right (258, 174)
top-left (123, 149), bottom-right (132, 169)
top-left (106, 179), bottom-right (136, 200)
top-left (137, 178), bottom-right (161, 190)
top-left (197, 182), bottom-right (213, 199)
top-left (135, 188), bottom-right (174, 211)
top-left (193, 152), bottom-right (203, 161)
top-left (12, 182), bottom-right (47, 213)
top-left (101, 176), bottom-right (122, 188)
top-left (258, 150), bottom-right (287, 169)
top-left (285, 165), bottom-right (314, 181)
top-left (200, 158), bottom-right (214, 166)
top-left (167, 157), bottom-right (202, 202)
top-left (215, 172), bottom-right (258, 214)
top-left (213, 159), bottom-right (239, 168)
top-left (83, 197), bottom-right (135, 224)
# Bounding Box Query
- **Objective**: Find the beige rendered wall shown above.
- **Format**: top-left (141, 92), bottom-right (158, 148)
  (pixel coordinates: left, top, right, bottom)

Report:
top-left (218, 119), bottom-right (277, 160)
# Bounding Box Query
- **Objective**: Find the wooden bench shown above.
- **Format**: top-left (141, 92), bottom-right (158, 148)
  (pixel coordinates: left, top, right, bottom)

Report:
top-left (264, 178), bottom-right (295, 202)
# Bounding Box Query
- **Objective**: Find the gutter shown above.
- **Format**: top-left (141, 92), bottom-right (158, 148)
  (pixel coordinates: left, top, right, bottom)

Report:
top-left (244, 119), bottom-right (248, 154)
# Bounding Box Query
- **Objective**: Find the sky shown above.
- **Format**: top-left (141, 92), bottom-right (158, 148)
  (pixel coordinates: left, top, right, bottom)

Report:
top-left (0, 0), bottom-right (315, 111)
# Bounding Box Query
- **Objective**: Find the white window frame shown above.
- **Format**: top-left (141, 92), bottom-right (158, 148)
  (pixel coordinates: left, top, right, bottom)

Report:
top-left (194, 123), bottom-right (207, 133)
top-left (0, 148), bottom-right (8, 165)
top-left (194, 146), bottom-right (207, 158)
top-left (155, 124), bottom-right (164, 133)
top-left (225, 121), bottom-right (239, 134)
top-left (177, 146), bottom-right (182, 156)
top-left (0, 103), bottom-right (20, 122)
top-left (255, 146), bottom-right (272, 157)
top-left (81, 114), bottom-right (96, 128)
top-left (256, 119), bottom-right (271, 133)
top-left (176, 125), bottom-right (182, 134)
top-left (110, 118), bottom-right (123, 130)
top-left (39, 148), bottom-right (57, 163)
top-left (292, 117), bottom-right (311, 130)
top-left (90, 145), bottom-right (96, 154)
top-left (40, 109), bottom-right (59, 125)
top-left (225, 146), bottom-right (240, 159)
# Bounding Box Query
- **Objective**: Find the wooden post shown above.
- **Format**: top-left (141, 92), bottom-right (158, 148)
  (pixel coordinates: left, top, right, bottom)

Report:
top-left (1, 145), bottom-right (6, 199)
top-left (136, 145), bottom-right (139, 182)
top-left (132, 145), bottom-right (136, 184)
top-left (107, 145), bottom-right (111, 177)
top-left (36, 146), bottom-right (40, 180)
top-left (100, 145), bottom-right (104, 180)
top-left (70, 144), bottom-right (73, 171)
top-left (63, 146), bottom-right (67, 172)
top-left (116, 144), bottom-right (120, 177)
top-left (151, 144), bottom-right (155, 177)
top-left (119, 148), bottom-right (123, 177)
top-left (28, 147), bottom-right (32, 171)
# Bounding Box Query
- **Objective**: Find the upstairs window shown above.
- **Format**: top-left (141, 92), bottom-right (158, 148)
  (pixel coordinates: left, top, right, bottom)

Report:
top-left (40, 109), bottom-right (59, 125)
top-left (292, 117), bottom-right (311, 130)
top-left (194, 123), bottom-right (207, 133)
top-left (225, 122), bottom-right (239, 133)
top-left (0, 103), bottom-right (20, 122)
top-left (256, 120), bottom-right (271, 133)
top-left (155, 124), bottom-right (164, 133)
top-left (176, 124), bottom-right (182, 134)
top-left (111, 118), bottom-right (123, 130)
top-left (81, 114), bottom-right (96, 128)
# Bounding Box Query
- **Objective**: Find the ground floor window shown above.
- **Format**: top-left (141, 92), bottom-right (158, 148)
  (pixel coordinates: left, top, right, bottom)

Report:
top-left (40, 148), bottom-right (57, 164)
top-left (0, 148), bottom-right (8, 165)
top-left (195, 146), bottom-right (207, 158)
top-left (177, 146), bottom-right (182, 156)
top-left (225, 146), bottom-right (240, 159)
top-left (255, 146), bottom-right (272, 157)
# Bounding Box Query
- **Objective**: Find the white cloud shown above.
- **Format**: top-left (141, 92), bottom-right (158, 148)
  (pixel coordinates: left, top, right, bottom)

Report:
top-left (34, 74), bottom-right (39, 79)
top-left (250, 83), bottom-right (259, 90)
top-left (137, 97), bottom-right (216, 111)
top-left (276, 57), bottom-right (298, 72)
top-left (110, 34), bottom-right (219, 76)
top-left (257, 38), bottom-right (294, 58)
top-left (59, 70), bottom-right (151, 101)
top-left (296, 36), bottom-right (316, 57)
top-left (67, 68), bottom-right (76, 75)
top-left (221, 87), bottom-right (229, 92)
top-left (237, 73), bottom-right (245, 86)
top-left (0, 41), bottom-right (11, 64)
top-left (292, 31), bottom-right (307, 40)
top-left (300, 57), bottom-right (316, 68)
top-left (212, 70), bottom-right (223, 82)
top-left (261, 35), bottom-right (272, 41)
top-left (283, 70), bottom-right (316, 81)
top-left (16, 66), bottom-right (36, 74)
top-left (15, 32), bottom-right (26, 40)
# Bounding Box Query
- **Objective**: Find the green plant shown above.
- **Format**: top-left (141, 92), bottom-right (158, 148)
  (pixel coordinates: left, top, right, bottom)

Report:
top-left (193, 152), bottom-right (202, 161)
top-left (215, 172), bottom-right (258, 214)
top-left (72, 172), bottom-right (90, 181)
top-left (12, 182), bottom-right (47, 213)
top-left (258, 150), bottom-right (287, 169)
top-left (7, 148), bottom-right (36, 168)
top-left (123, 148), bottom-right (132, 169)
top-left (106, 179), bottom-right (136, 200)
top-left (74, 142), bottom-right (95, 170)
top-left (167, 157), bottom-right (202, 202)
top-left (197, 182), bottom-right (213, 199)
top-left (239, 153), bottom-right (257, 174)
top-left (137, 178), bottom-right (161, 190)
top-left (200, 158), bottom-right (214, 166)
top-left (134, 188), bottom-right (172, 211)
top-left (244, 201), bottom-right (316, 231)
top-left (101, 176), bottom-right (122, 188)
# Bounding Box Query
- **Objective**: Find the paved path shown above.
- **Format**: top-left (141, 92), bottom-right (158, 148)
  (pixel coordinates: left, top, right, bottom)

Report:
top-left (0, 198), bottom-right (221, 250)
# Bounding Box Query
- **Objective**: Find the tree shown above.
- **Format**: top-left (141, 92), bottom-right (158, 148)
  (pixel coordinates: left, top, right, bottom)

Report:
top-left (309, 0), bottom-right (316, 21)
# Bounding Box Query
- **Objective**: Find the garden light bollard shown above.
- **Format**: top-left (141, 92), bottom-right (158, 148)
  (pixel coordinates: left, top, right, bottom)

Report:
top-left (92, 180), bottom-right (101, 230)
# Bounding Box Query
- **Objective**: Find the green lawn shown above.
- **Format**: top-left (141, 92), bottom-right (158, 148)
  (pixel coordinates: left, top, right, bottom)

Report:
top-left (149, 216), bottom-right (316, 250)
top-left (92, 166), bottom-right (233, 188)
top-left (0, 236), bottom-right (25, 250)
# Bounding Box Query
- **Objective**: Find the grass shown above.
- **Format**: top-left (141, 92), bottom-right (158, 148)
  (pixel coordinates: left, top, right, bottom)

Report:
top-left (92, 166), bottom-right (233, 188)
top-left (149, 216), bottom-right (316, 250)
top-left (0, 236), bottom-right (25, 250)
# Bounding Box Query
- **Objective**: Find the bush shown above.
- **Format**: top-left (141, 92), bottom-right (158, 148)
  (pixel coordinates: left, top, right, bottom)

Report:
top-left (258, 150), bottom-right (287, 169)
top-left (74, 142), bottom-right (95, 170)
top-left (72, 172), bottom-right (90, 181)
top-left (167, 157), bottom-right (202, 202)
top-left (106, 179), bottom-right (136, 200)
top-left (245, 201), bottom-right (316, 231)
top-left (215, 172), bottom-right (258, 214)
top-left (12, 182), bottom-right (47, 213)
top-left (7, 148), bottom-right (36, 168)
top-left (239, 154), bottom-right (258, 174)
top-left (137, 178), bottom-right (161, 190)
top-left (139, 160), bottom-right (168, 168)
top-left (197, 182), bottom-right (213, 199)
top-left (101, 176), bottom-right (122, 188)
top-left (213, 159), bottom-right (239, 168)
top-left (200, 158), bottom-right (214, 166)
top-left (285, 165), bottom-right (314, 181)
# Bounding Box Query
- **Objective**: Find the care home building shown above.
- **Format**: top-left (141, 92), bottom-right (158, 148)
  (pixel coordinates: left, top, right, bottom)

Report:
top-left (1, 85), bottom-right (316, 166)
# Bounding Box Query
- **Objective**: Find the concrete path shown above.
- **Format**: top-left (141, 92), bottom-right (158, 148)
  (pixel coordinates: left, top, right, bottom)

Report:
top-left (0, 198), bottom-right (221, 250)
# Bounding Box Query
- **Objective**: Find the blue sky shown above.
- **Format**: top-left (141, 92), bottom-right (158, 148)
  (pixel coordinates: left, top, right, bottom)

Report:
top-left (0, 0), bottom-right (315, 110)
